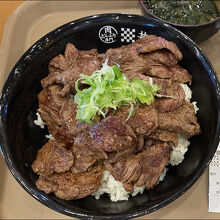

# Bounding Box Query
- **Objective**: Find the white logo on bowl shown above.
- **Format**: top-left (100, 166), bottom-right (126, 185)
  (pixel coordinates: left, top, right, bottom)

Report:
top-left (99, 26), bottom-right (118, 44)
top-left (138, 31), bottom-right (148, 39)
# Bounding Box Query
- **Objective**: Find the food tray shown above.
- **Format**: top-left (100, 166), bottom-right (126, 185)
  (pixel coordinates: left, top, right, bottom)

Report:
top-left (0, 1), bottom-right (220, 219)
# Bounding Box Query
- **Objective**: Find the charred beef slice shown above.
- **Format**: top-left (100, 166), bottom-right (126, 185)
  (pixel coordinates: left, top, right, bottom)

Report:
top-left (113, 105), bottom-right (158, 135)
top-left (112, 142), bottom-right (172, 191)
top-left (41, 43), bottom-right (101, 96)
top-left (71, 139), bottom-right (101, 174)
top-left (36, 164), bottom-right (103, 200)
top-left (158, 101), bottom-right (201, 137)
top-left (73, 116), bottom-right (137, 159)
top-left (32, 140), bottom-right (74, 176)
top-left (154, 83), bottom-right (185, 112)
top-left (38, 86), bottom-right (89, 144)
top-left (148, 129), bottom-right (179, 147)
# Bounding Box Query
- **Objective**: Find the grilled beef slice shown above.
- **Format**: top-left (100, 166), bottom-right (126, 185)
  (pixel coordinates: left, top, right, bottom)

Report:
top-left (113, 105), bottom-right (158, 135)
top-left (59, 102), bottom-right (90, 137)
top-left (147, 49), bottom-right (178, 66)
top-left (73, 116), bottom-right (136, 159)
top-left (134, 35), bottom-right (183, 60)
top-left (71, 140), bottom-right (100, 174)
top-left (145, 62), bottom-right (192, 84)
top-left (158, 101), bottom-right (201, 137)
top-left (112, 142), bottom-right (172, 191)
top-left (36, 164), bottom-right (103, 200)
top-left (32, 140), bottom-right (74, 175)
top-left (170, 64), bottom-right (192, 84)
top-left (123, 75), bottom-right (185, 113)
top-left (147, 129), bottom-right (179, 147)
top-left (38, 85), bottom-right (70, 142)
top-left (38, 86), bottom-right (89, 144)
top-left (106, 35), bottom-right (182, 63)
top-left (154, 83), bottom-right (185, 112)
top-left (41, 43), bottom-right (101, 96)
top-left (141, 56), bottom-right (174, 79)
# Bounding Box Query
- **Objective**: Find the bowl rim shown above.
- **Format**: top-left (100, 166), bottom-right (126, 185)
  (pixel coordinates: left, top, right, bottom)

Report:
top-left (0, 13), bottom-right (220, 219)
top-left (138, 0), bottom-right (220, 27)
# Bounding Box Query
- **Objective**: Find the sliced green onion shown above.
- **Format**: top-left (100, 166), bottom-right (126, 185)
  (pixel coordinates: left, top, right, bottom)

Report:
top-left (74, 61), bottom-right (161, 123)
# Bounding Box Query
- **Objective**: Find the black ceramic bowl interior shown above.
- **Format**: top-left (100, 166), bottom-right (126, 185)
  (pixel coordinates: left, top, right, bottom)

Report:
top-left (0, 14), bottom-right (220, 219)
top-left (138, 0), bottom-right (220, 43)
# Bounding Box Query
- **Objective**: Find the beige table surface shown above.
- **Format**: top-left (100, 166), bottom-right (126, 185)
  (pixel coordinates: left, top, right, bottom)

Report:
top-left (0, 1), bottom-right (220, 219)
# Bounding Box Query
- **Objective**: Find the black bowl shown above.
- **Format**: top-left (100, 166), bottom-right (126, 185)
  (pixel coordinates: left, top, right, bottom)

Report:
top-left (138, 0), bottom-right (220, 43)
top-left (0, 14), bottom-right (220, 219)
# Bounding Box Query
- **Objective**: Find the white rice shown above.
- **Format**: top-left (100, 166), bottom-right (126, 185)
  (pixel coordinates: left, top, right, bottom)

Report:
top-left (34, 111), bottom-right (54, 140)
top-left (168, 134), bottom-right (190, 166)
top-left (192, 101), bottom-right (199, 114)
top-left (159, 167), bottom-right (168, 182)
top-left (181, 83), bottom-right (198, 114)
top-left (34, 112), bottom-right (45, 129)
top-left (45, 134), bottom-right (55, 140)
top-left (92, 171), bottom-right (145, 201)
top-left (180, 83), bottom-right (192, 101)
top-left (34, 84), bottom-right (199, 202)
